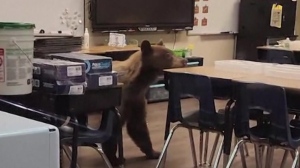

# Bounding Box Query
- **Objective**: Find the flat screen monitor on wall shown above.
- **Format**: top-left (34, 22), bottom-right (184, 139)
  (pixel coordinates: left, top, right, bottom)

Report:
top-left (90, 0), bottom-right (195, 32)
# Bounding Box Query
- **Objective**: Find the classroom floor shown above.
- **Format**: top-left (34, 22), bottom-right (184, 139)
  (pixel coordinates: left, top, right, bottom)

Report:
top-left (62, 98), bottom-right (294, 168)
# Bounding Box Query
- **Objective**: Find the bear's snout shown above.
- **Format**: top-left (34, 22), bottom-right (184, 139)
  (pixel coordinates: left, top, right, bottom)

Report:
top-left (181, 59), bottom-right (188, 67)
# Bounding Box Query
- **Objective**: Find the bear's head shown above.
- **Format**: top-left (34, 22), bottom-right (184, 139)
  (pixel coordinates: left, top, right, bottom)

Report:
top-left (140, 40), bottom-right (188, 70)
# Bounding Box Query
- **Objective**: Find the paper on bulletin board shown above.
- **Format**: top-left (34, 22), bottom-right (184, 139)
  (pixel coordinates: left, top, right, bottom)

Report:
top-left (270, 4), bottom-right (283, 28)
top-left (188, 0), bottom-right (212, 35)
top-left (187, 0), bottom-right (240, 35)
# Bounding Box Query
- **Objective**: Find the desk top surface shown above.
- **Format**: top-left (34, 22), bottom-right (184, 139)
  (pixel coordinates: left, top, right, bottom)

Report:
top-left (257, 45), bottom-right (300, 52)
top-left (165, 66), bottom-right (300, 90)
top-left (164, 66), bottom-right (247, 80)
top-left (81, 45), bottom-right (140, 54)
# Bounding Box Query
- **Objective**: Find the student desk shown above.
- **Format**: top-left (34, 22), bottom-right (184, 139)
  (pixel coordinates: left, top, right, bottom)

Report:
top-left (257, 45), bottom-right (300, 64)
top-left (165, 66), bottom-right (247, 80)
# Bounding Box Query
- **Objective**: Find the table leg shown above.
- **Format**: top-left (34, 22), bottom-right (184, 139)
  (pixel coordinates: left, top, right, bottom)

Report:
top-left (115, 108), bottom-right (124, 165)
top-left (223, 99), bottom-right (235, 168)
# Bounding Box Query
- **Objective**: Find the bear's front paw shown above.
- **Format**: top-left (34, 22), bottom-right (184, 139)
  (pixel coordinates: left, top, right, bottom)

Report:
top-left (146, 150), bottom-right (161, 159)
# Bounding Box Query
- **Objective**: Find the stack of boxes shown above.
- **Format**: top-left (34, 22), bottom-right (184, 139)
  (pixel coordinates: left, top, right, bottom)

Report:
top-left (32, 52), bottom-right (118, 95)
top-left (47, 53), bottom-right (118, 90)
top-left (32, 58), bottom-right (86, 95)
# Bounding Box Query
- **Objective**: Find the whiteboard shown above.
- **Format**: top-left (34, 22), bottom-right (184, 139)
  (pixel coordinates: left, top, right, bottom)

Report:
top-left (0, 0), bottom-right (85, 37)
top-left (188, 0), bottom-right (240, 35)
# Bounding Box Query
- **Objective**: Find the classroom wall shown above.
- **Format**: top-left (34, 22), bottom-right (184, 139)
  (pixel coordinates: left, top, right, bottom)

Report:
top-left (85, 1), bottom-right (300, 65)
top-left (84, 1), bottom-right (235, 66)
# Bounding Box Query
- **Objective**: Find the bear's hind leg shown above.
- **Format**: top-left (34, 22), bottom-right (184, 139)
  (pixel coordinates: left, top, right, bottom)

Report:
top-left (126, 118), bottom-right (161, 159)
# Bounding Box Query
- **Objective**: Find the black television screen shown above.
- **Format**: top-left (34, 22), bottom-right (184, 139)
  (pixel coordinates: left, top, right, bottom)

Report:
top-left (90, 0), bottom-right (195, 31)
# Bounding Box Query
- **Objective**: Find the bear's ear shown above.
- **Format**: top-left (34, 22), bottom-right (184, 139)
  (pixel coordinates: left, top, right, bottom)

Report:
top-left (157, 39), bottom-right (164, 46)
top-left (141, 40), bottom-right (152, 55)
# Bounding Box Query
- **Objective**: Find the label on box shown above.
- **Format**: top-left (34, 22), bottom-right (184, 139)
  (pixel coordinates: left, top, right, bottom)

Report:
top-left (33, 67), bottom-right (41, 75)
top-left (99, 76), bottom-right (113, 86)
top-left (32, 79), bottom-right (40, 87)
top-left (69, 85), bottom-right (84, 94)
top-left (67, 66), bottom-right (83, 77)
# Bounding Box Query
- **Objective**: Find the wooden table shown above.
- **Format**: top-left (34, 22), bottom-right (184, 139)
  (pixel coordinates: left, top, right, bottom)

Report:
top-left (165, 66), bottom-right (247, 80)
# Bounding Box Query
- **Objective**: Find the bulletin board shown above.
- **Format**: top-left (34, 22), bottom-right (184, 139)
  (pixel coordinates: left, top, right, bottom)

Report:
top-left (188, 0), bottom-right (240, 35)
top-left (0, 0), bottom-right (85, 37)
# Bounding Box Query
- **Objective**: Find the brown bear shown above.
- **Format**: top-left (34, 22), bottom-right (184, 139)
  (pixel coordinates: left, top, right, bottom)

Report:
top-left (102, 39), bottom-right (188, 167)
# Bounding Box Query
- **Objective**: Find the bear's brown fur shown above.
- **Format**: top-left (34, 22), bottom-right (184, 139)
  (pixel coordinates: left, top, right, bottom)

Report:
top-left (102, 40), bottom-right (187, 167)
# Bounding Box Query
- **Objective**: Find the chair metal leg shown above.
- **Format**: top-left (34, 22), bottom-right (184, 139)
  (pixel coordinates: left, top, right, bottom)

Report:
top-left (234, 136), bottom-right (249, 157)
top-left (265, 146), bottom-right (274, 168)
top-left (261, 146), bottom-right (266, 156)
top-left (208, 133), bottom-right (221, 166)
top-left (62, 145), bottom-right (81, 168)
top-left (188, 129), bottom-right (198, 168)
top-left (239, 141), bottom-right (247, 168)
top-left (212, 136), bottom-right (224, 168)
top-left (254, 144), bottom-right (263, 168)
top-left (199, 131), bottom-right (204, 166)
top-left (62, 145), bottom-right (72, 161)
top-left (244, 143), bottom-right (249, 157)
top-left (280, 150), bottom-right (289, 168)
top-left (95, 143), bottom-right (113, 168)
top-left (155, 124), bottom-right (181, 168)
top-left (234, 137), bottom-right (238, 156)
top-left (291, 150), bottom-right (299, 168)
top-left (225, 139), bottom-right (245, 168)
top-left (291, 150), bottom-right (296, 159)
top-left (203, 132), bottom-right (209, 165)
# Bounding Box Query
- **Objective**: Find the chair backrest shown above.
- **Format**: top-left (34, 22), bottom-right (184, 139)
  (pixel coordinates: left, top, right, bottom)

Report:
top-left (167, 72), bottom-right (217, 124)
top-left (99, 108), bottom-right (118, 138)
top-left (235, 83), bottom-right (292, 144)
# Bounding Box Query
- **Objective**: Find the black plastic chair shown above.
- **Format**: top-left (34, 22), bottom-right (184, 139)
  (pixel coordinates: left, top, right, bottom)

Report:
top-left (155, 72), bottom-right (232, 168)
top-left (225, 83), bottom-right (300, 168)
top-left (60, 109), bottom-right (119, 168)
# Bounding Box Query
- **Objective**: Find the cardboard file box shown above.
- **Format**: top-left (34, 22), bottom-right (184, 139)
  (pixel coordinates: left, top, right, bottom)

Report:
top-left (33, 58), bottom-right (86, 81)
top-left (32, 78), bottom-right (86, 95)
top-left (48, 53), bottom-right (112, 74)
top-left (86, 71), bottom-right (118, 89)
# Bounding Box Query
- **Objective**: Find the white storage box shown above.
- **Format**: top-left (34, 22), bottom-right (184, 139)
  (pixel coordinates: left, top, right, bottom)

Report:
top-left (0, 111), bottom-right (59, 168)
top-left (264, 64), bottom-right (300, 80)
top-left (214, 60), bottom-right (274, 74)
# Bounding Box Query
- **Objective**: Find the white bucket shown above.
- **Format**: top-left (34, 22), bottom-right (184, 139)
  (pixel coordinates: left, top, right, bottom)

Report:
top-left (0, 22), bottom-right (35, 95)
